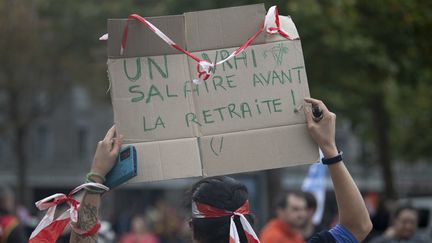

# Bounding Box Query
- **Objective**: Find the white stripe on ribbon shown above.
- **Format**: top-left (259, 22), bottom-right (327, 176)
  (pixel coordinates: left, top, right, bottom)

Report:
top-left (238, 214), bottom-right (260, 242)
top-left (229, 214), bottom-right (260, 243)
top-left (264, 6), bottom-right (278, 34)
top-left (29, 204), bottom-right (68, 239)
top-left (264, 6), bottom-right (277, 34)
top-left (99, 33), bottom-right (109, 41)
top-left (229, 216), bottom-right (241, 243)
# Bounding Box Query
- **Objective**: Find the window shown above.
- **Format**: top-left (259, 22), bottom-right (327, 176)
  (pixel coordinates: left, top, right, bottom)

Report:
top-left (0, 137), bottom-right (4, 160)
top-left (38, 125), bottom-right (53, 159)
top-left (72, 86), bottom-right (90, 111)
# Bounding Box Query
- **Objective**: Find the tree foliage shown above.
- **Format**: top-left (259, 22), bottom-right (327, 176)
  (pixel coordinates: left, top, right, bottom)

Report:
top-left (284, 0), bottom-right (432, 197)
top-left (287, 0), bottom-right (432, 160)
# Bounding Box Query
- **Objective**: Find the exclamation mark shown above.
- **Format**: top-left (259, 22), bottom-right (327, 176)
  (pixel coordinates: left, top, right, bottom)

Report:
top-left (291, 90), bottom-right (296, 106)
top-left (291, 90), bottom-right (297, 113)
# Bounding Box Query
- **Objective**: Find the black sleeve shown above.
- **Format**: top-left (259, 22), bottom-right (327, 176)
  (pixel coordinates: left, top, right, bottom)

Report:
top-left (7, 224), bottom-right (28, 243)
top-left (307, 230), bottom-right (337, 243)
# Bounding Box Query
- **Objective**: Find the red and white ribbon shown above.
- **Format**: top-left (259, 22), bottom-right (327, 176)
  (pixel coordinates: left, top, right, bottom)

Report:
top-left (29, 183), bottom-right (109, 243)
top-left (116, 5), bottom-right (295, 83)
top-left (264, 6), bottom-right (292, 39)
top-left (192, 200), bottom-right (260, 243)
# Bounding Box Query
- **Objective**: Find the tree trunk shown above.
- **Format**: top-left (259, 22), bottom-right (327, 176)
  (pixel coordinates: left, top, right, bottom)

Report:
top-left (371, 95), bottom-right (397, 199)
top-left (9, 89), bottom-right (31, 207)
top-left (16, 126), bottom-right (30, 207)
top-left (265, 169), bottom-right (283, 219)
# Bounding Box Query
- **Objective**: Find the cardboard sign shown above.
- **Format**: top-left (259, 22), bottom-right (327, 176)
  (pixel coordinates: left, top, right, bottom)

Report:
top-left (107, 4), bottom-right (319, 182)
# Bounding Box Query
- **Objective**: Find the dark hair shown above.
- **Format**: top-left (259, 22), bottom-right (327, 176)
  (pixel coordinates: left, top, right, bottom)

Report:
top-left (393, 205), bottom-right (418, 219)
top-left (275, 190), bottom-right (306, 209)
top-left (189, 176), bottom-right (254, 243)
top-left (304, 192), bottom-right (317, 210)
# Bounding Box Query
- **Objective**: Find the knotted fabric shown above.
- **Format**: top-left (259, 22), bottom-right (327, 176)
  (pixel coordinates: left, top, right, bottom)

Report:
top-left (29, 183), bottom-right (109, 243)
top-left (192, 200), bottom-right (260, 243)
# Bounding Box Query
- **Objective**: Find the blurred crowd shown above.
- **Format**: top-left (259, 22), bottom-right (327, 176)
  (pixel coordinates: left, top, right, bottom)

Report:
top-left (1, 185), bottom-right (193, 243)
top-left (1, 183), bottom-right (431, 243)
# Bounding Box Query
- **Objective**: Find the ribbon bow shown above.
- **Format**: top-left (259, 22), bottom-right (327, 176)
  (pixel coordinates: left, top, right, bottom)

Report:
top-left (196, 61), bottom-right (213, 83)
top-left (118, 5), bottom-right (295, 83)
top-left (264, 6), bottom-right (293, 39)
top-left (29, 183), bottom-right (109, 243)
top-left (192, 200), bottom-right (260, 243)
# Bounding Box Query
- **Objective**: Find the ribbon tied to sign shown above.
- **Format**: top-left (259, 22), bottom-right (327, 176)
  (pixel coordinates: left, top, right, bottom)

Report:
top-left (104, 5), bottom-right (296, 83)
top-left (29, 183), bottom-right (109, 243)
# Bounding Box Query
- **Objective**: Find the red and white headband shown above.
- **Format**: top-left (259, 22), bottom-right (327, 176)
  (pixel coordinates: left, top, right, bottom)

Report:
top-left (192, 200), bottom-right (260, 243)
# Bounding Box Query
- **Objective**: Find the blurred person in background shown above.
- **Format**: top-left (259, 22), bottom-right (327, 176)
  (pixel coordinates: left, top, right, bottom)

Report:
top-left (364, 196), bottom-right (395, 241)
top-left (0, 185), bottom-right (27, 243)
top-left (151, 200), bottom-right (186, 243)
top-left (120, 214), bottom-right (159, 243)
top-left (301, 192), bottom-right (326, 241)
top-left (369, 198), bottom-right (396, 238)
top-left (68, 98), bottom-right (372, 243)
top-left (370, 205), bottom-right (429, 243)
top-left (260, 191), bottom-right (308, 243)
top-left (98, 220), bottom-right (116, 243)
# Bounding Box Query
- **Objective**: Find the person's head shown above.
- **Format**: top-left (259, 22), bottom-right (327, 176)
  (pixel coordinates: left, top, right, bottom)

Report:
top-left (276, 191), bottom-right (308, 229)
top-left (0, 185), bottom-right (15, 213)
top-left (130, 215), bottom-right (149, 234)
top-left (304, 192), bottom-right (318, 221)
top-left (392, 205), bottom-right (418, 239)
top-left (189, 176), bottom-right (254, 243)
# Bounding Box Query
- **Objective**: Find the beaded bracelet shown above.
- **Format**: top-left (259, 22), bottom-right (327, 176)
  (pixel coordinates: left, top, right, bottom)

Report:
top-left (86, 172), bottom-right (106, 183)
top-left (84, 187), bottom-right (106, 194)
top-left (84, 178), bottom-right (106, 194)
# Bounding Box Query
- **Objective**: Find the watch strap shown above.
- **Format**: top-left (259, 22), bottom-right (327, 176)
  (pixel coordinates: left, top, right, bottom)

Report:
top-left (322, 151), bottom-right (343, 165)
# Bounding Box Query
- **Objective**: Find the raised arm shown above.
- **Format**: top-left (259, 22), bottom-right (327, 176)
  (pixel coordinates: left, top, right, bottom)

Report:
top-left (304, 97), bottom-right (372, 242)
top-left (70, 126), bottom-right (123, 243)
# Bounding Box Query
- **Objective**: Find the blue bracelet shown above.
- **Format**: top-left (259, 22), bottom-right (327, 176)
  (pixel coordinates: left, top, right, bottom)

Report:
top-left (322, 151), bottom-right (343, 165)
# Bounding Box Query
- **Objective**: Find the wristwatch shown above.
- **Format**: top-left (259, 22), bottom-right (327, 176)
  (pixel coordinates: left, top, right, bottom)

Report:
top-left (322, 151), bottom-right (343, 165)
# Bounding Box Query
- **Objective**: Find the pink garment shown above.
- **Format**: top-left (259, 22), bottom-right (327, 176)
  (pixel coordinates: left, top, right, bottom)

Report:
top-left (120, 233), bottom-right (159, 243)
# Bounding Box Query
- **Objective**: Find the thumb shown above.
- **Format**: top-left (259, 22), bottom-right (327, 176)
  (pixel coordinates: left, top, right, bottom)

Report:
top-left (111, 135), bottom-right (124, 156)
